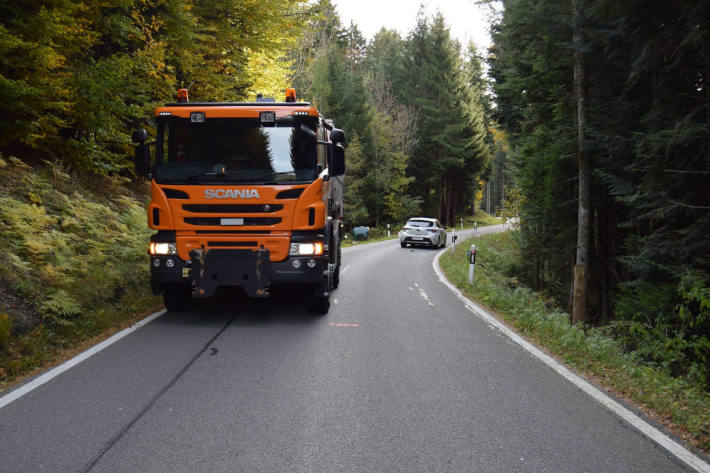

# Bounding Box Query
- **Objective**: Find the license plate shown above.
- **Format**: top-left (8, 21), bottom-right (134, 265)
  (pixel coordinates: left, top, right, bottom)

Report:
top-left (220, 218), bottom-right (244, 226)
top-left (412, 237), bottom-right (424, 241)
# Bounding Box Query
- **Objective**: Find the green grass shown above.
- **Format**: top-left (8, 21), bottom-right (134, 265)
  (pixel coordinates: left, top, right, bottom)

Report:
top-left (342, 211), bottom-right (503, 248)
top-left (0, 156), bottom-right (160, 389)
top-left (439, 231), bottom-right (710, 452)
top-left (462, 209), bottom-right (505, 228)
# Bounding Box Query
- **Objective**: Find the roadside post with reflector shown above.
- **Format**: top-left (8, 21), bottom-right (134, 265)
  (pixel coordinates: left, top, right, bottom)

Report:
top-left (467, 244), bottom-right (477, 285)
top-left (451, 227), bottom-right (457, 254)
top-left (461, 217), bottom-right (463, 230)
top-left (474, 221), bottom-right (478, 237)
top-left (387, 223), bottom-right (390, 238)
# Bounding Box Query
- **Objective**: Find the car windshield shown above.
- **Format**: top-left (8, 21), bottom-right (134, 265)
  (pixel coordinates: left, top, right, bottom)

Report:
top-left (154, 118), bottom-right (317, 184)
top-left (407, 220), bottom-right (434, 228)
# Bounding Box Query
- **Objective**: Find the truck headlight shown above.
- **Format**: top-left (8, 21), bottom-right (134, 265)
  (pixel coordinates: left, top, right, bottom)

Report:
top-left (150, 242), bottom-right (177, 255)
top-left (290, 242), bottom-right (324, 256)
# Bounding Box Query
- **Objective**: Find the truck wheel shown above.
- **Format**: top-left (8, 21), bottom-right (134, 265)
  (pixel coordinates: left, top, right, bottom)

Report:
top-left (333, 245), bottom-right (341, 289)
top-left (163, 286), bottom-right (193, 312)
top-left (309, 279), bottom-right (330, 314)
top-left (308, 295), bottom-right (330, 314)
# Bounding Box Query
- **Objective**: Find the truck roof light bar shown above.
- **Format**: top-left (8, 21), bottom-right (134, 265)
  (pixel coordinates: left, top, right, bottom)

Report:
top-left (177, 88), bottom-right (189, 103)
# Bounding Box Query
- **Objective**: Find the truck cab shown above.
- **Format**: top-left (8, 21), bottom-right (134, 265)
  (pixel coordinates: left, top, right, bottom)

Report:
top-left (133, 89), bottom-right (345, 313)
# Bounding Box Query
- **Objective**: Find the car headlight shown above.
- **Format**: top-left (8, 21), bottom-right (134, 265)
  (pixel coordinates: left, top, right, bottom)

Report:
top-left (150, 242), bottom-right (177, 255)
top-left (290, 242), bottom-right (324, 256)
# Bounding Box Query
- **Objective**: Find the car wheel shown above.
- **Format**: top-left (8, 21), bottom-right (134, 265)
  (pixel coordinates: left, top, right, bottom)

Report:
top-left (400, 242), bottom-right (406, 248)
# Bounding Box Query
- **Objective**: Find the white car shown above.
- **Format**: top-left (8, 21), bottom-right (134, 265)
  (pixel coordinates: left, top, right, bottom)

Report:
top-left (399, 217), bottom-right (447, 248)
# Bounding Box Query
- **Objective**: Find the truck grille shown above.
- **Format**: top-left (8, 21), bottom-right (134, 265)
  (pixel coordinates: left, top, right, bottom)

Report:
top-left (195, 230), bottom-right (271, 234)
top-left (207, 241), bottom-right (258, 247)
top-left (182, 204), bottom-right (283, 213)
top-left (184, 217), bottom-right (281, 226)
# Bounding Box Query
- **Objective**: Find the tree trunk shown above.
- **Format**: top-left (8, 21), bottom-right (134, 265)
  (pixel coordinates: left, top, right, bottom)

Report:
top-left (448, 177), bottom-right (456, 225)
top-left (572, 0), bottom-right (589, 325)
top-left (440, 176), bottom-right (446, 225)
top-left (486, 181), bottom-right (491, 214)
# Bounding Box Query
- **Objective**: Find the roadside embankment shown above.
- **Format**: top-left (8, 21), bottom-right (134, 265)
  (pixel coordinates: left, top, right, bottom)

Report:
top-left (0, 156), bottom-right (160, 390)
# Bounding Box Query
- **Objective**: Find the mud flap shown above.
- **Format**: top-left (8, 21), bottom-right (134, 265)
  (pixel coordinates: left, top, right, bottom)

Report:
top-left (190, 248), bottom-right (271, 298)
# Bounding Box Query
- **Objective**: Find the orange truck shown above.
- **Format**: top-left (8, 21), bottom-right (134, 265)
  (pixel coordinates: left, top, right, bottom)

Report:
top-left (132, 88), bottom-right (345, 313)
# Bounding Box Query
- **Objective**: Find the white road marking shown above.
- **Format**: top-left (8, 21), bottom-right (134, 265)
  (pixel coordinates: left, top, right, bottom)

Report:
top-left (340, 265), bottom-right (350, 275)
top-left (418, 287), bottom-right (434, 307)
top-left (0, 309), bottom-right (167, 410)
top-left (433, 249), bottom-right (710, 473)
top-left (408, 282), bottom-right (433, 306)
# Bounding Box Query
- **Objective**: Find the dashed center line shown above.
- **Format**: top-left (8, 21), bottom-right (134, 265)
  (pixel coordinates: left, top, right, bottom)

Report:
top-left (409, 282), bottom-right (434, 307)
top-left (329, 323), bottom-right (359, 328)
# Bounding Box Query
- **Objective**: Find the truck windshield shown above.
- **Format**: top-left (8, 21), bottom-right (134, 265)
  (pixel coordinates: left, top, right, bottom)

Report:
top-left (154, 118), bottom-right (317, 184)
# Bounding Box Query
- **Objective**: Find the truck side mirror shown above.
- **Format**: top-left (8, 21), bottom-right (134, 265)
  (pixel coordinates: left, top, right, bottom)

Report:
top-left (132, 129), bottom-right (150, 178)
top-left (329, 128), bottom-right (346, 177)
top-left (132, 129), bottom-right (147, 144)
top-left (134, 144), bottom-right (150, 178)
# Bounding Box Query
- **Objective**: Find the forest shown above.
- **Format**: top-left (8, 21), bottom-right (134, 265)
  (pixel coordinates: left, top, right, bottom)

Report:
top-left (0, 0), bottom-right (708, 397)
top-left (0, 0), bottom-right (491, 226)
top-left (491, 0), bottom-right (710, 388)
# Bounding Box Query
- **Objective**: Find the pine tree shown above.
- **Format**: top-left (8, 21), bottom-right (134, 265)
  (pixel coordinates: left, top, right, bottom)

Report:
top-left (403, 11), bottom-right (489, 225)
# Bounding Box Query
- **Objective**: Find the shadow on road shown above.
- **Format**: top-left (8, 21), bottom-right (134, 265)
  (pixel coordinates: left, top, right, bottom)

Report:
top-left (155, 287), bottom-right (248, 327)
top-left (234, 284), bottom-right (326, 326)
top-left (158, 285), bottom-right (325, 327)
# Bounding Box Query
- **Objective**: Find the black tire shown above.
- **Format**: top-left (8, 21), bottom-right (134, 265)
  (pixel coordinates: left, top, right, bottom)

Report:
top-left (308, 295), bottom-right (330, 314)
top-left (163, 286), bottom-right (193, 312)
top-left (400, 241), bottom-right (406, 248)
top-left (333, 244), bottom-right (341, 289)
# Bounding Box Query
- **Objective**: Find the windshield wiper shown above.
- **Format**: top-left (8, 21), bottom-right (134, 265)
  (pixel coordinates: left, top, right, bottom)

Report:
top-left (223, 171), bottom-right (299, 184)
top-left (182, 173), bottom-right (216, 183)
top-left (251, 171), bottom-right (290, 183)
top-left (175, 171), bottom-right (307, 184)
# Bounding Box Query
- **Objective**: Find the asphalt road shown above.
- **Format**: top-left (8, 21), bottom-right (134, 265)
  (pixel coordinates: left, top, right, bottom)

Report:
top-left (0, 225), bottom-right (697, 472)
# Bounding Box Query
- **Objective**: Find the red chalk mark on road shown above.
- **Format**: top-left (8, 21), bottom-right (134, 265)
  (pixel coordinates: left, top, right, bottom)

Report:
top-left (329, 323), bottom-right (359, 328)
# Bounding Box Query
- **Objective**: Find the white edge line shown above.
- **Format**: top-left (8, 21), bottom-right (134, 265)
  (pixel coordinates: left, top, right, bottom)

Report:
top-left (433, 250), bottom-right (710, 473)
top-left (0, 308), bottom-right (167, 410)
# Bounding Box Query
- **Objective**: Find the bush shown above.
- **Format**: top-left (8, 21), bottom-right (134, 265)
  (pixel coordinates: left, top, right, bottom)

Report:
top-left (0, 313), bottom-right (11, 352)
top-left (0, 157), bottom-right (159, 383)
